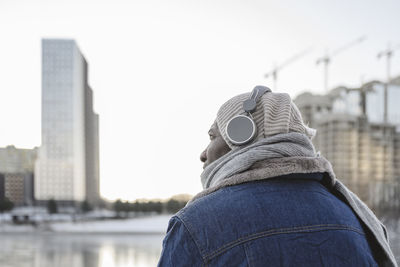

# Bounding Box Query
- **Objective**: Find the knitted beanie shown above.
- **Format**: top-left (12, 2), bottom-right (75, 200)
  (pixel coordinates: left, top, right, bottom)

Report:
top-left (216, 88), bottom-right (316, 149)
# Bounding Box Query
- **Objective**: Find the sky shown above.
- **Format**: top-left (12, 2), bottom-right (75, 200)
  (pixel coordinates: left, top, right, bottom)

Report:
top-left (0, 0), bottom-right (399, 200)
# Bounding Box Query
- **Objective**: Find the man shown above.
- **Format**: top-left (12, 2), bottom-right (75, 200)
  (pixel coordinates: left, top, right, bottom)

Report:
top-left (158, 86), bottom-right (397, 266)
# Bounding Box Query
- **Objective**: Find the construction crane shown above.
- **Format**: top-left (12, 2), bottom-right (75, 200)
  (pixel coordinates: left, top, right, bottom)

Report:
top-left (377, 43), bottom-right (400, 123)
top-left (316, 35), bottom-right (367, 92)
top-left (264, 47), bottom-right (312, 90)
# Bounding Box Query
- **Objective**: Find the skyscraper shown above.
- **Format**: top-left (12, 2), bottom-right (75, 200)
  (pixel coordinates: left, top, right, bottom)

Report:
top-left (35, 39), bottom-right (99, 206)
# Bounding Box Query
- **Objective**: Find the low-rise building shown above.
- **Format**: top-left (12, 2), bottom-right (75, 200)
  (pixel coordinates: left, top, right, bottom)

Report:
top-left (0, 145), bottom-right (37, 205)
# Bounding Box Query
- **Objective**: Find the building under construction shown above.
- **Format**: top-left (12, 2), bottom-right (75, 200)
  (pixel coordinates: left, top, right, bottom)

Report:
top-left (294, 78), bottom-right (400, 213)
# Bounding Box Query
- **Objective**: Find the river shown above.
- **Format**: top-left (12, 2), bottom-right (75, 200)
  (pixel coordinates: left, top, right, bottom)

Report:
top-left (0, 228), bottom-right (398, 266)
top-left (0, 233), bottom-right (164, 267)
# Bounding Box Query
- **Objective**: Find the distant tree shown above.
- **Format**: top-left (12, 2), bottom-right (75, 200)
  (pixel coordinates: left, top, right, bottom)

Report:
top-left (132, 200), bottom-right (140, 212)
top-left (124, 201), bottom-right (131, 212)
top-left (47, 199), bottom-right (58, 214)
top-left (151, 201), bottom-right (163, 214)
top-left (166, 199), bottom-right (184, 213)
top-left (113, 199), bottom-right (178, 215)
top-left (81, 201), bottom-right (92, 213)
top-left (133, 201), bottom-right (143, 212)
top-left (97, 198), bottom-right (107, 209)
top-left (0, 197), bottom-right (14, 213)
top-left (113, 199), bottom-right (124, 217)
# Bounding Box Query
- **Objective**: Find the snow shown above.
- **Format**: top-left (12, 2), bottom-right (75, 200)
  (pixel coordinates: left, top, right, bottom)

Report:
top-left (0, 214), bottom-right (172, 234)
top-left (50, 214), bottom-right (172, 233)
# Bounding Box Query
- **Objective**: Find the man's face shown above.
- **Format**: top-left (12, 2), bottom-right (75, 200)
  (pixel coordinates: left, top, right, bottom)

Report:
top-left (200, 121), bottom-right (231, 169)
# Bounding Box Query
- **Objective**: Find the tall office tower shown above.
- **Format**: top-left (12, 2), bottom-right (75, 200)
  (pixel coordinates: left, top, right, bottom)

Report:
top-left (35, 39), bottom-right (100, 206)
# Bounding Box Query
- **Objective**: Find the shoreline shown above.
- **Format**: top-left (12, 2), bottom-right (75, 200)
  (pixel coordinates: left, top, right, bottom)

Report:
top-left (0, 214), bottom-right (171, 234)
top-left (0, 231), bottom-right (166, 235)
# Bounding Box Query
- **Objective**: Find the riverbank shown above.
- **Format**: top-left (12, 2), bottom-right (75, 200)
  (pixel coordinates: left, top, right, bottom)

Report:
top-left (0, 214), bottom-right (171, 234)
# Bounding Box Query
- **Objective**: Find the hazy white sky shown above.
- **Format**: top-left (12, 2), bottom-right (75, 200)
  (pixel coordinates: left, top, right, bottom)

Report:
top-left (0, 0), bottom-right (399, 200)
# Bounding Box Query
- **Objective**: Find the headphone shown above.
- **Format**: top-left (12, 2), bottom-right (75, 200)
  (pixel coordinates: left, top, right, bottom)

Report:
top-left (226, 85), bottom-right (271, 145)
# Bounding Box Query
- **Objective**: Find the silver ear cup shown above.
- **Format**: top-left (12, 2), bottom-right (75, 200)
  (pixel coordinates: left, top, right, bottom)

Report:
top-left (226, 115), bottom-right (256, 145)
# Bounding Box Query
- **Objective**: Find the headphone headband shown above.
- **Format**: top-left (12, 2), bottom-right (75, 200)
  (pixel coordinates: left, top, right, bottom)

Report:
top-left (243, 86), bottom-right (271, 113)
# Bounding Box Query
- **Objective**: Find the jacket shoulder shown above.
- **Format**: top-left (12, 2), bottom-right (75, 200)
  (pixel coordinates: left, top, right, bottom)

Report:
top-left (158, 216), bottom-right (204, 266)
top-left (175, 179), bottom-right (373, 263)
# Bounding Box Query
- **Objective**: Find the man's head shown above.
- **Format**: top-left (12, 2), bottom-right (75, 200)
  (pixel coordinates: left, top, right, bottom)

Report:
top-left (200, 87), bottom-right (316, 168)
top-left (216, 90), bottom-right (316, 149)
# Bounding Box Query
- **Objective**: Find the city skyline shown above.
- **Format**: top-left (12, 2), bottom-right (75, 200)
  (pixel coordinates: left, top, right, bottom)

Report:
top-left (0, 0), bottom-right (399, 200)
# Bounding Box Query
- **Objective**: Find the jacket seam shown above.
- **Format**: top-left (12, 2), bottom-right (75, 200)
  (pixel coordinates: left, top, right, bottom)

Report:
top-left (243, 242), bottom-right (253, 267)
top-left (204, 224), bottom-right (365, 261)
top-left (178, 210), bottom-right (207, 255)
top-left (175, 215), bottom-right (208, 265)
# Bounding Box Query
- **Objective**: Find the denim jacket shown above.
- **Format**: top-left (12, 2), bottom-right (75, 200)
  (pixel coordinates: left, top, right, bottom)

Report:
top-left (158, 173), bottom-right (379, 266)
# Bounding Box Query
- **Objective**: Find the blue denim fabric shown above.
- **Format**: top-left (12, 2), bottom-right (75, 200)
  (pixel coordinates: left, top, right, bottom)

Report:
top-left (158, 173), bottom-right (379, 266)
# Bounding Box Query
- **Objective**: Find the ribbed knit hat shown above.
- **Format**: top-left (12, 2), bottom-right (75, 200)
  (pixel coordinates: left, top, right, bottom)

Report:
top-left (216, 89), bottom-right (316, 149)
